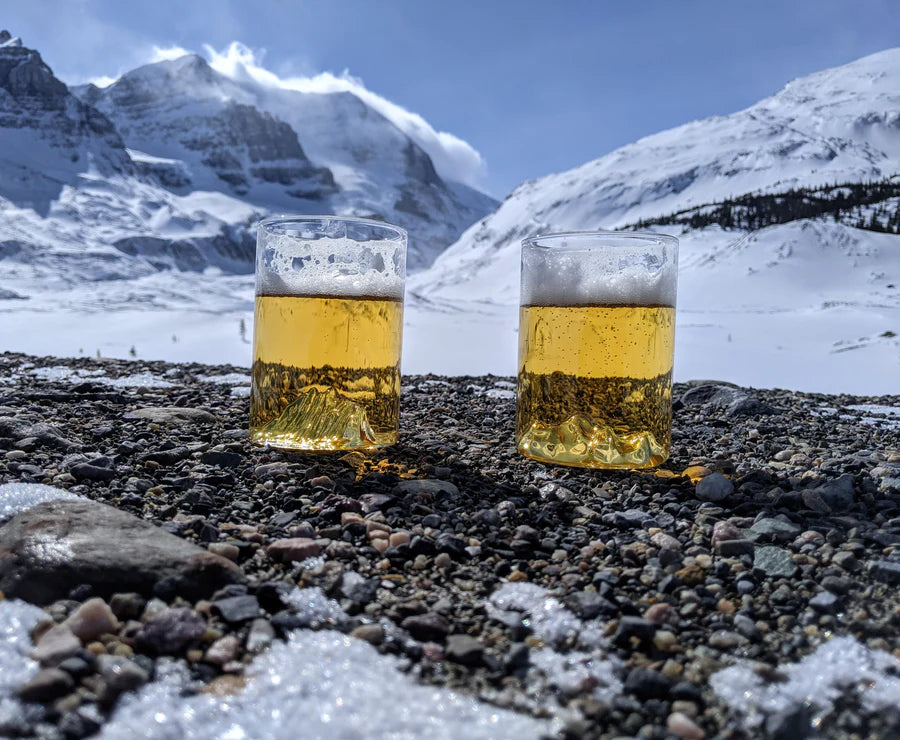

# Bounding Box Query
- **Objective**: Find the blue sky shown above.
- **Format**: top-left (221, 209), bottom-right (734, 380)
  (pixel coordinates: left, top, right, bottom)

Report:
top-left (7, 0), bottom-right (900, 197)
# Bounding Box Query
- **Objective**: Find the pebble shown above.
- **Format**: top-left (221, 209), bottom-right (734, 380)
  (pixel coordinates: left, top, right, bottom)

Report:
top-left (667, 712), bottom-right (705, 739)
top-left (746, 517), bottom-right (800, 542)
top-left (211, 595), bottom-right (260, 624)
top-left (624, 667), bottom-right (671, 700)
top-left (124, 407), bottom-right (217, 425)
top-left (401, 612), bottom-right (451, 642)
top-left (708, 630), bottom-right (747, 648)
top-left (265, 538), bottom-right (322, 563)
top-left (207, 543), bottom-right (240, 562)
top-left (31, 624), bottom-right (81, 666)
top-left (651, 532), bottom-right (682, 551)
top-left (832, 551), bottom-right (861, 572)
top-left (350, 624), bottom-right (385, 646)
top-left (245, 619), bottom-right (275, 653)
top-left (96, 655), bottom-right (148, 693)
top-left (867, 559), bottom-right (900, 585)
top-left (62, 598), bottom-right (120, 642)
top-left (809, 591), bottom-right (840, 612)
top-left (444, 634), bottom-right (484, 666)
top-left (711, 520), bottom-right (742, 545)
top-left (136, 607), bottom-right (207, 654)
top-left (16, 668), bottom-right (74, 702)
top-left (204, 635), bottom-right (241, 665)
top-left (394, 479), bottom-right (460, 498)
top-left (695, 473), bottom-right (733, 502)
top-left (753, 546), bottom-right (798, 578)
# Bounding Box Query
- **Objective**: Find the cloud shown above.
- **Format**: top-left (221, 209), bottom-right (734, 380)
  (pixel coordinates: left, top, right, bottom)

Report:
top-left (151, 45), bottom-right (193, 63)
top-left (199, 41), bottom-right (486, 187)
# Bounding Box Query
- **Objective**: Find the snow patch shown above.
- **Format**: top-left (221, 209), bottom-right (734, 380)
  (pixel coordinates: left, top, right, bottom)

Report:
top-left (711, 636), bottom-right (900, 729)
top-left (0, 482), bottom-right (81, 525)
top-left (100, 630), bottom-right (553, 739)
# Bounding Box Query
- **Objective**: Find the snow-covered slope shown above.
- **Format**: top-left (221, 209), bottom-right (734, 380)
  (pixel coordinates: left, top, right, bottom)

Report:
top-left (412, 48), bottom-right (900, 301)
top-left (73, 55), bottom-right (497, 270)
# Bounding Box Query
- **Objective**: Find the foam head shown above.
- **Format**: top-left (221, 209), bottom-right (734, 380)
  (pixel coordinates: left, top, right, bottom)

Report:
top-left (520, 231), bottom-right (678, 307)
top-left (257, 216), bottom-right (407, 299)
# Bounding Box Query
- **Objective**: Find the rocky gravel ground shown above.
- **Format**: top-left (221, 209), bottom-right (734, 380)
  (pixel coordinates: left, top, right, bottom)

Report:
top-left (0, 351), bottom-right (899, 739)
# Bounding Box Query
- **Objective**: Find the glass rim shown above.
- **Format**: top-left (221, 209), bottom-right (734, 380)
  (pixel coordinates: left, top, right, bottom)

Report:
top-left (522, 230), bottom-right (677, 252)
top-left (258, 214), bottom-right (407, 242)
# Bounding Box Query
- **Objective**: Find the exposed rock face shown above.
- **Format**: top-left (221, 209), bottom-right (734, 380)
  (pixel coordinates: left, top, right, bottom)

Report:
top-left (85, 55), bottom-right (336, 196)
top-left (0, 498), bottom-right (244, 604)
top-left (0, 31), bottom-right (134, 213)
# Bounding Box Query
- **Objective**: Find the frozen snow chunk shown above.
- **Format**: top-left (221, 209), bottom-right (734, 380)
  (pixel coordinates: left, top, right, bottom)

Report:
top-left (485, 388), bottom-right (515, 399)
top-left (0, 600), bottom-right (49, 694)
top-left (230, 386), bottom-right (251, 398)
top-left (281, 587), bottom-right (347, 629)
top-left (196, 373), bottom-right (251, 386)
top-left (101, 630), bottom-right (554, 739)
top-left (487, 583), bottom-right (581, 647)
top-left (101, 373), bottom-right (174, 389)
top-left (0, 483), bottom-right (81, 524)
top-left (529, 648), bottom-right (622, 704)
top-left (711, 635), bottom-right (900, 729)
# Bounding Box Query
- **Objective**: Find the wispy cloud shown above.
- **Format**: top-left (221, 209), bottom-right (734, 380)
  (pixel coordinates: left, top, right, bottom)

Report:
top-left (196, 41), bottom-right (485, 186)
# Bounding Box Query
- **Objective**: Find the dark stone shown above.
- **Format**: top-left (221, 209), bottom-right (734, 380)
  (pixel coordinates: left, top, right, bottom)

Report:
top-left (716, 539), bottom-right (756, 556)
top-left (70, 462), bottom-right (116, 482)
top-left (820, 576), bottom-right (851, 595)
top-left (811, 474), bottom-right (856, 512)
top-left (624, 667), bottom-right (671, 700)
top-left (211, 595), bottom-right (260, 623)
top-left (565, 591), bottom-right (618, 619)
top-left (124, 407), bottom-right (217, 425)
top-left (394, 479), bottom-right (460, 499)
top-left (695, 473), bottom-right (734, 502)
top-left (357, 493), bottom-right (397, 513)
top-left (16, 668), bottom-right (74, 702)
top-left (765, 703), bottom-right (812, 740)
top-left (867, 559), bottom-right (900, 585)
top-left (200, 450), bottom-right (243, 468)
top-left (0, 499), bottom-right (244, 604)
top-left (402, 612), bottom-right (451, 642)
top-left (746, 518), bottom-right (801, 543)
top-left (613, 617), bottom-right (656, 647)
top-left (809, 591), bottom-right (839, 613)
top-left (753, 546), bottom-right (798, 578)
top-left (136, 607), bottom-right (207, 654)
top-left (436, 533), bottom-right (468, 560)
top-left (445, 634), bottom-right (484, 666)
top-left (137, 447), bottom-right (192, 465)
top-left (680, 384), bottom-right (774, 416)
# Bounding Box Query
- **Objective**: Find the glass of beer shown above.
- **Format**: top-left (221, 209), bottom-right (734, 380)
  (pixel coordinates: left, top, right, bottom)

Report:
top-left (250, 216), bottom-right (406, 451)
top-left (516, 231), bottom-right (678, 468)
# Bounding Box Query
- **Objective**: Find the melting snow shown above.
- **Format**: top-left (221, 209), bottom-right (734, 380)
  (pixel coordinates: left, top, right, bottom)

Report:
top-left (711, 636), bottom-right (900, 728)
top-left (99, 630), bottom-right (554, 739)
top-left (28, 366), bottom-right (174, 388)
top-left (196, 373), bottom-right (251, 386)
top-left (0, 482), bottom-right (81, 524)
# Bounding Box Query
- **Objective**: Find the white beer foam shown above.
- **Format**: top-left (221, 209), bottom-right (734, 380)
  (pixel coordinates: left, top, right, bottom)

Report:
top-left (521, 238), bottom-right (677, 307)
top-left (257, 234), bottom-right (406, 299)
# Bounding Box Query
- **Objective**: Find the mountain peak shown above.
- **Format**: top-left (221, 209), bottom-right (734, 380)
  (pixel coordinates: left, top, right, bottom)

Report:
top-left (0, 30), bottom-right (22, 48)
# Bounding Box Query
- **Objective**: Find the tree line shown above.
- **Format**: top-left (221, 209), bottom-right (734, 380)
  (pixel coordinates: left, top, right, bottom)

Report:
top-left (628, 177), bottom-right (900, 234)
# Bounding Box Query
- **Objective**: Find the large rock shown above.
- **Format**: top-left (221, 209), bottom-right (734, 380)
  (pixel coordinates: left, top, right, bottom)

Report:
top-left (0, 499), bottom-right (244, 604)
top-left (681, 384), bottom-right (774, 417)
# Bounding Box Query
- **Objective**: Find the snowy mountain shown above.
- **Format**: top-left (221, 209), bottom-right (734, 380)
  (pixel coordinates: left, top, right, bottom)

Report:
top-left (411, 48), bottom-right (900, 303)
top-left (72, 54), bottom-right (496, 270)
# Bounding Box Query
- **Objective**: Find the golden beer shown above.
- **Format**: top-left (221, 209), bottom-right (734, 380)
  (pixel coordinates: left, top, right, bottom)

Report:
top-left (516, 231), bottom-right (678, 469)
top-left (250, 294), bottom-right (403, 450)
top-left (516, 303), bottom-right (674, 468)
top-left (251, 216), bottom-right (407, 451)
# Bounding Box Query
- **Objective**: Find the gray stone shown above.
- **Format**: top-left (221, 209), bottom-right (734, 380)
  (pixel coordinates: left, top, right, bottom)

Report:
top-left (350, 624), bottom-right (385, 646)
top-left (445, 634), bottom-right (484, 666)
top-left (708, 630), bottom-right (748, 648)
top-left (401, 612), bottom-right (451, 642)
top-left (624, 667), bottom-right (671, 700)
top-left (200, 450), bottom-right (243, 468)
top-left (394, 479), bottom-right (460, 499)
top-left (565, 591), bottom-right (618, 619)
top-left (211, 595), bottom-right (260, 624)
top-left (867, 559), bottom-right (900, 585)
top-left (800, 489), bottom-right (830, 514)
top-left (31, 624), bottom-right (80, 665)
top-left (69, 462), bottom-right (116, 482)
top-left (832, 551), bottom-right (862, 572)
top-left (0, 499), bottom-right (244, 604)
top-left (715, 539), bottom-right (756, 556)
top-left (809, 591), bottom-right (839, 613)
top-left (96, 655), bottom-right (148, 693)
top-left (695, 473), bottom-right (734, 502)
top-left (753, 546), bottom-right (798, 578)
top-left (16, 668), bottom-right (73, 702)
top-left (137, 607), bottom-right (207, 654)
top-left (0, 417), bottom-right (78, 450)
top-left (812, 474), bottom-right (856, 511)
top-left (746, 518), bottom-right (801, 543)
top-left (124, 407), bottom-right (217, 425)
top-left (680, 384), bottom-right (774, 416)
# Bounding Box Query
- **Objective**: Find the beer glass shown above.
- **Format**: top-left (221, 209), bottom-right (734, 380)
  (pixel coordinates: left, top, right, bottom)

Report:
top-left (250, 216), bottom-right (407, 451)
top-left (516, 231), bottom-right (678, 468)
